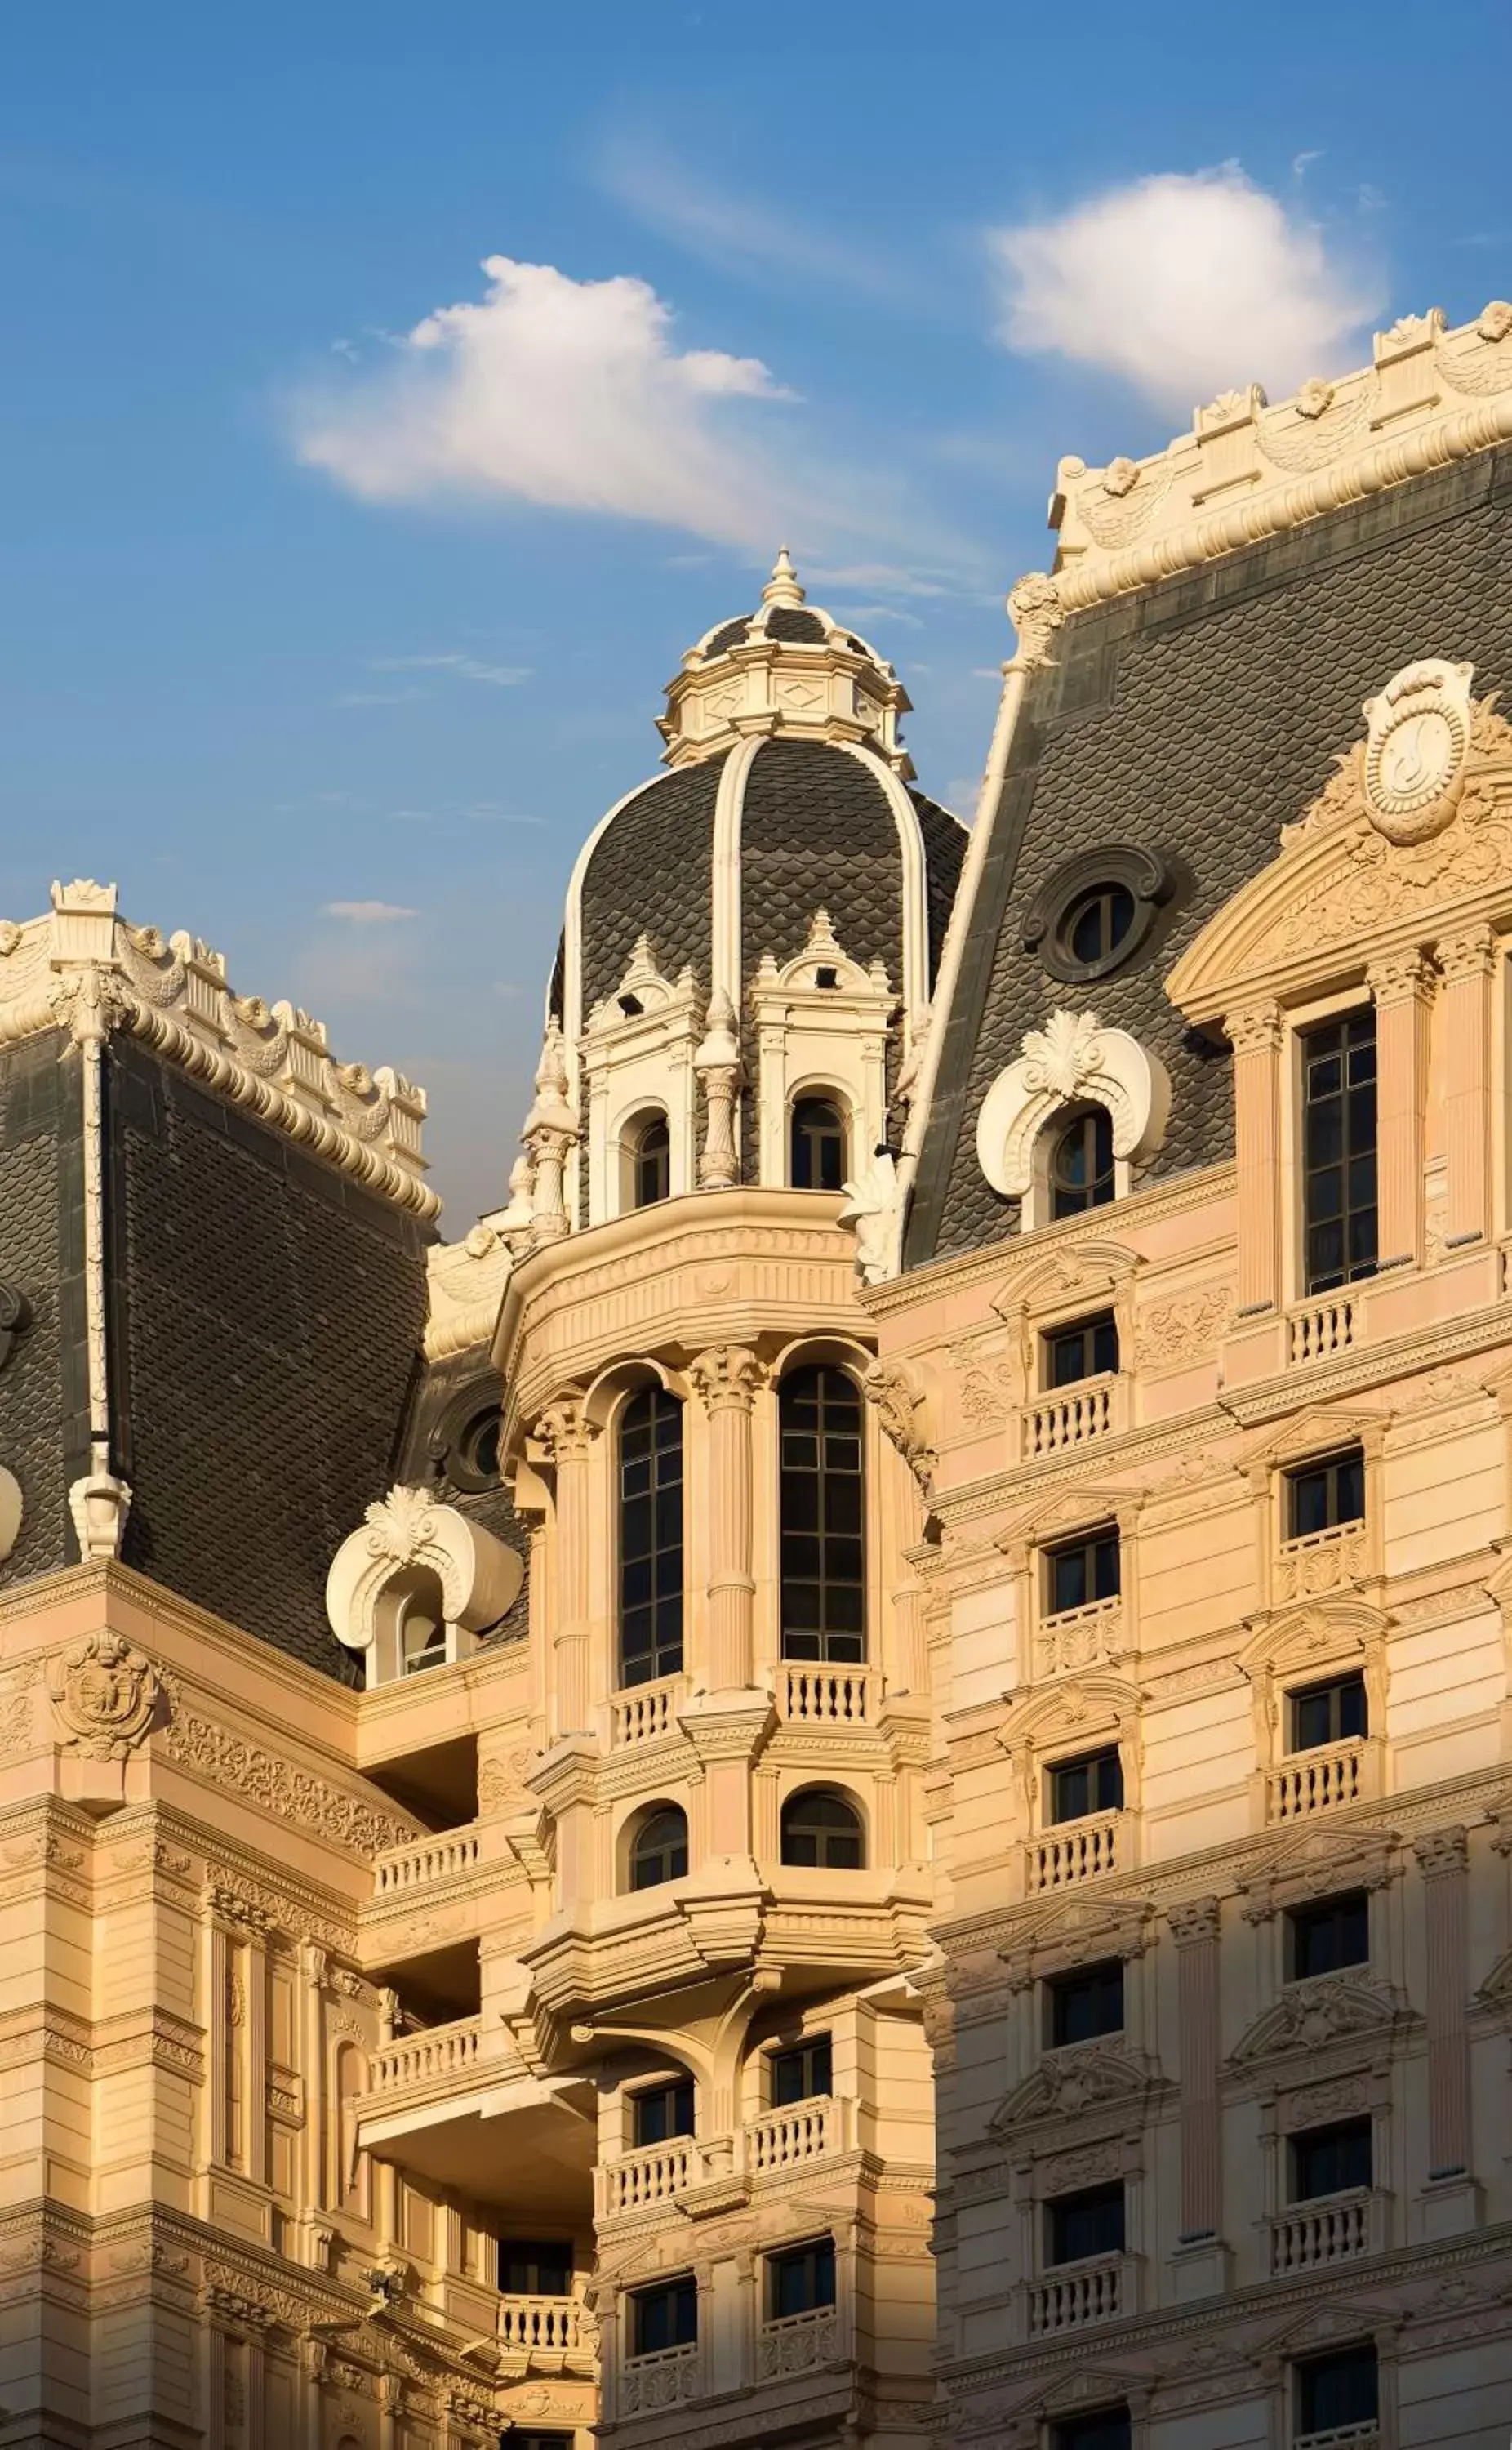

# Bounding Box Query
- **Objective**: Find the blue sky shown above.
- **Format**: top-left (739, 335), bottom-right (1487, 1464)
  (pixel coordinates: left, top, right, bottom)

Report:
top-left (3, 0), bottom-right (1510, 1223)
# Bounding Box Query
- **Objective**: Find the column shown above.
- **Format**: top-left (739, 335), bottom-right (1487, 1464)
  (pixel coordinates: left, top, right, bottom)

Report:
top-left (1367, 949), bottom-right (1434, 1270)
top-left (1226, 1001), bottom-right (1283, 1314)
top-left (245, 1931), bottom-right (269, 2188)
top-left (1438, 924), bottom-right (1496, 1248)
top-left (688, 1347), bottom-right (763, 1690)
top-left (1415, 1826), bottom-right (1471, 2177)
top-left (536, 1400), bottom-right (595, 1736)
top-left (1167, 1897), bottom-right (1222, 2240)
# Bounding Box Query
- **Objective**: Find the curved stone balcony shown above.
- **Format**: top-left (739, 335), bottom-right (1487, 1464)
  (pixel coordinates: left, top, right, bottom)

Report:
top-left (597, 2094), bottom-right (856, 2225)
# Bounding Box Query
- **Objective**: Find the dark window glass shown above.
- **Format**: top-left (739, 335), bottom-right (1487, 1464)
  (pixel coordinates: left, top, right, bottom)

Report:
top-left (1048, 1959), bottom-right (1124, 2048)
top-left (780, 1367), bottom-right (866, 1662)
top-left (1050, 1107), bottom-right (1115, 1218)
top-left (459, 1407), bottom-right (500, 1485)
top-left (767, 2235), bottom-right (836, 2320)
top-left (791, 1096), bottom-right (846, 1192)
top-left (498, 2239), bottom-right (572, 2296)
top-left (1048, 1747), bottom-right (1123, 1825)
top-left (1296, 2343), bottom-right (1378, 2434)
top-left (632, 2078), bottom-right (695, 2147)
top-left (1287, 1890), bottom-right (1369, 1980)
top-left (1046, 1311), bottom-right (1119, 1388)
top-left (634, 1114), bottom-right (671, 1208)
top-left (1287, 1446), bottom-right (1365, 1539)
top-left (619, 1389), bottom-right (684, 1687)
top-left (1047, 2183), bottom-right (1125, 2265)
top-left (1291, 2118), bottom-right (1372, 2202)
top-left (400, 1584), bottom-right (447, 1675)
top-left (1289, 1672), bottom-right (1367, 1753)
top-left (629, 1806), bottom-right (688, 1891)
top-left (1064, 883), bottom-right (1136, 969)
top-left (1302, 1009), bottom-right (1378, 1294)
top-left (630, 2274), bottom-right (697, 2356)
top-left (1052, 2412), bottom-right (1131, 2450)
top-left (770, 2035), bottom-right (833, 2105)
top-left (780, 1789), bottom-right (864, 1870)
top-left (1045, 1529), bottom-right (1120, 1617)
top-left (513, 2434), bottom-right (575, 2450)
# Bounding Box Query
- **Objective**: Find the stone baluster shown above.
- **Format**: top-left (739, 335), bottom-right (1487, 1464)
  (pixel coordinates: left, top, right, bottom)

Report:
top-left (1226, 1002), bottom-right (1283, 1314)
top-left (1415, 1826), bottom-right (1471, 2177)
top-left (1168, 1896), bottom-right (1222, 2241)
top-left (1367, 948), bottom-right (1434, 1270)
top-left (688, 1347), bottom-right (764, 1689)
top-left (1437, 925), bottom-right (1496, 1250)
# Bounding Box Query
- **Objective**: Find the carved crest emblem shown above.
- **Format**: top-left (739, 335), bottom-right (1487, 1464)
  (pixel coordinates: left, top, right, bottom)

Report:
top-left (46, 1631), bottom-right (162, 1760)
top-left (1361, 657), bottom-right (1474, 843)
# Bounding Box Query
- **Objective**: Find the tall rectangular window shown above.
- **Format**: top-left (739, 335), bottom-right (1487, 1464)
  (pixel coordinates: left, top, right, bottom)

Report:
top-left (766, 2235), bottom-right (836, 2319)
top-left (769, 2034), bottom-right (833, 2105)
top-left (1301, 1009), bottom-right (1377, 1294)
top-left (1047, 1959), bottom-right (1124, 2047)
top-left (1047, 2182), bottom-right (1125, 2265)
top-left (1048, 1747), bottom-right (1124, 1825)
top-left (629, 2274), bottom-right (697, 2357)
top-left (619, 1389), bottom-right (684, 1686)
top-left (1289, 1672), bottom-right (1367, 1753)
top-left (1044, 1311), bottom-right (1118, 1388)
top-left (632, 2078), bottom-right (695, 2147)
top-left (1044, 1527), bottom-right (1120, 1618)
top-left (1287, 1890), bottom-right (1369, 1980)
top-left (1291, 2118), bottom-right (1372, 2202)
top-left (779, 1367), bottom-right (866, 1663)
top-left (1286, 1446), bottom-right (1365, 1538)
top-left (1295, 2342), bottom-right (1378, 2434)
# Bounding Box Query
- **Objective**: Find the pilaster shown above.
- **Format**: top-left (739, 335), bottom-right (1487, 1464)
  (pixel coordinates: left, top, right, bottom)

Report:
top-left (1367, 948), bottom-right (1435, 1271)
top-left (1227, 1001), bottom-right (1282, 1312)
top-left (1437, 923), bottom-right (1496, 1247)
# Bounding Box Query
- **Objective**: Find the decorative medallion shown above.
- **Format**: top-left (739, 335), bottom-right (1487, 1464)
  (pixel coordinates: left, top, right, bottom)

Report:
top-left (46, 1631), bottom-right (162, 1760)
top-left (1361, 657), bottom-right (1474, 843)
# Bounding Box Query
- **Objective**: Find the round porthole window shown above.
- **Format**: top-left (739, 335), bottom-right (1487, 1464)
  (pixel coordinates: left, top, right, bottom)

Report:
top-left (1021, 846), bottom-right (1175, 987)
top-left (429, 1385), bottom-right (504, 1494)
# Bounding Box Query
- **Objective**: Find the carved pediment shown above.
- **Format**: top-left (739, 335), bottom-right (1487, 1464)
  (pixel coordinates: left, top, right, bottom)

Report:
top-left (998, 1481), bottom-right (1145, 1567)
top-left (1169, 664), bottom-right (1512, 1022)
top-left (1240, 1402), bottom-right (1386, 1477)
top-left (990, 1239), bottom-right (1142, 1325)
top-left (1000, 1895), bottom-right (1154, 1987)
top-left (990, 2041), bottom-right (1161, 2134)
top-left (1474, 1944), bottom-right (1512, 2016)
top-left (1238, 1595), bottom-right (1388, 1683)
top-left (1239, 1821), bottom-right (1397, 1921)
top-left (998, 1671), bottom-right (1141, 1765)
top-left (1228, 1974), bottom-right (1410, 2071)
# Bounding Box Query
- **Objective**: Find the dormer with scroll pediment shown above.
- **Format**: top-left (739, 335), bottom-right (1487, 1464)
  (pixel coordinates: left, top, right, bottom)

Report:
top-left (750, 909), bottom-right (897, 1190)
top-left (1168, 656), bottom-right (1512, 1396)
top-left (580, 934), bottom-right (703, 1222)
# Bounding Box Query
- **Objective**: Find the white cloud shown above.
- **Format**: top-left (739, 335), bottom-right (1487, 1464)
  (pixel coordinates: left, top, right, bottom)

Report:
top-left (323, 899), bottom-right (419, 924)
top-left (989, 167), bottom-right (1382, 412)
top-left (598, 140), bottom-right (899, 301)
top-left (374, 652), bottom-right (531, 687)
top-left (292, 254), bottom-right (801, 549)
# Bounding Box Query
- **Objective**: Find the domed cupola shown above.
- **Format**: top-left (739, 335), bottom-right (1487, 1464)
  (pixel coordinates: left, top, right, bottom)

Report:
top-left (518, 556), bottom-right (967, 1252)
top-left (658, 549), bottom-right (914, 777)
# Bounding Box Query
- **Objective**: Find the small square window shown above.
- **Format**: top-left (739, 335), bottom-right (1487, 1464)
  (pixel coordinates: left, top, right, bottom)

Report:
top-left (1052, 2412), bottom-right (1131, 2450)
top-left (1290, 2118), bottom-right (1372, 2202)
top-left (1048, 1747), bottom-right (1124, 1826)
top-left (498, 2239), bottom-right (572, 2296)
top-left (1287, 1890), bottom-right (1369, 1980)
top-left (1044, 1311), bottom-right (1119, 1389)
top-left (1288, 1672), bottom-right (1367, 1753)
top-left (632, 2078), bottom-right (695, 2148)
top-left (1047, 1958), bottom-right (1124, 2047)
top-left (1295, 2341), bottom-right (1378, 2434)
top-left (1047, 2181), bottom-right (1124, 2266)
top-left (1286, 1446), bottom-right (1365, 1539)
top-left (766, 2234), bottom-right (835, 2320)
top-left (1045, 1527), bottom-right (1120, 1617)
top-left (769, 2034), bottom-right (833, 2106)
top-left (629, 2274), bottom-right (697, 2357)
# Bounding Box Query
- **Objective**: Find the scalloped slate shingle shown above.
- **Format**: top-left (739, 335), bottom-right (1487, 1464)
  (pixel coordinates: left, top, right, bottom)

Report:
top-left (579, 759), bottom-right (724, 1018)
top-left (0, 1030), bottom-right (81, 1588)
top-left (909, 448), bottom-right (1512, 1265)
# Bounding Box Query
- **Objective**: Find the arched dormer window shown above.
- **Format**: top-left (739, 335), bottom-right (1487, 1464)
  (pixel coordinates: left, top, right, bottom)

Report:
top-left (779, 1365), bottom-right (865, 1662)
top-left (619, 1388), bottom-right (683, 1688)
top-left (1049, 1106), bottom-right (1115, 1219)
top-left (397, 1567), bottom-right (448, 1675)
top-left (790, 1096), bottom-right (846, 1192)
top-left (628, 1111), bottom-right (671, 1209)
top-left (780, 1788), bottom-right (864, 1869)
top-left (629, 1804), bottom-right (688, 1891)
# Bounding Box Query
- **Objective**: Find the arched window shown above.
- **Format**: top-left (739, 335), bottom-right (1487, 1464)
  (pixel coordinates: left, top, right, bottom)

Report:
top-left (1049, 1106), bottom-right (1114, 1219)
top-left (780, 1788), bottom-right (864, 1869)
top-left (619, 1389), bottom-right (683, 1687)
top-left (630, 1112), bottom-right (671, 1209)
top-left (780, 1365), bottom-right (865, 1662)
top-left (629, 1805), bottom-right (688, 1891)
top-left (790, 1096), bottom-right (846, 1192)
top-left (397, 1567), bottom-right (448, 1676)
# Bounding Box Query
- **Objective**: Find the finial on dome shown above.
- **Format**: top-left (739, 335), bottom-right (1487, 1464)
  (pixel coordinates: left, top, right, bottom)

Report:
top-left (761, 546), bottom-right (805, 608)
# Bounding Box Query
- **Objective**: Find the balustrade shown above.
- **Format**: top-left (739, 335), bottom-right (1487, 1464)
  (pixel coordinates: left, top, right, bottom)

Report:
top-left (1028, 2255), bottom-right (1123, 2336)
top-left (620, 2341), bottom-right (699, 2417)
top-left (372, 1829), bottom-right (482, 1894)
top-left (757, 2305), bottom-right (838, 2377)
top-left (776, 1664), bottom-right (877, 1726)
top-left (498, 2293), bottom-right (587, 2355)
top-left (367, 2016), bottom-right (483, 2096)
top-left (1028, 1810), bottom-right (1120, 1894)
top-left (1289, 1295), bottom-right (1355, 1364)
top-left (1269, 1740), bottom-right (1364, 1823)
top-left (1025, 1374), bottom-right (1115, 1459)
top-left (611, 1674), bottom-right (686, 1748)
top-left (603, 2138), bottom-right (699, 2215)
top-left (747, 2096), bottom-right (839, 2175)
top-left (1037, 1594), bottom-right (1123, 1678)
top-left (1270, 2193), bottom-right (1370, 2275)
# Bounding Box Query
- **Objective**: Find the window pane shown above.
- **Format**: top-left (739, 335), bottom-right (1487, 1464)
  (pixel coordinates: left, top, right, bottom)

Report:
top-left (620, 1391), bottom-right (684, 1683)
top-left (780, 1368), bottom-right (867, 1662)
top-left (1302, 1009), bottom-right (1377, 1294)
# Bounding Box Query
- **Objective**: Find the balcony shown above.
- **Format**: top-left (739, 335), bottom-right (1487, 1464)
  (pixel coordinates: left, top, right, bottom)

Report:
top-left (1269, 1740), bottom-right (1366, 1824)
top-left (611, 1673), bottom-right (688, 1748)
top-left (362, 1815), bottom-right (528, 1977)
top-left (776, 1664), bottom-right (878, 1726)
top-left (601, 2138), bottom-right (700, 2217)
top-left (1296, 2430), bottom-right (1380, 2450)
top-left (1288, 1294), bottom-right (1356, 1365)
top-left (1036, 1596), bottom-right (1124, 1680)
top-left (358, 2013), bottom-right (597, 2207)
top-left (1028, 2253), bottom-right (1125, 2337)
top-left (1023, 1374), bottom-right (1118, 1461)
top-left (1270, 2190), bottom-right (1372, 2276)
top-left (619, 2341), bottom-right (700, 2419)
top-left (1027, 1810), bottom-right (1122, 1895)
top-left (757, 2305), bottom-right (839, 2379)
top-left (1274, 1520), bottom-right (1367, 1604)
top-left (747, 2094), bottom-right (852, 2176)
top-left (498, 2292), bottom-right (596, 2372)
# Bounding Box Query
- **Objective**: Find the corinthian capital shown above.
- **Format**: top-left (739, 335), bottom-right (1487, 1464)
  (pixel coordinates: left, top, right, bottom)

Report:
top-left (531, 1397), bottom-right (594, 1464)
top-left (687, 1345), bottom-right (764, 1414)
top-left (1225, 1000), bottom-right (1283, 1058)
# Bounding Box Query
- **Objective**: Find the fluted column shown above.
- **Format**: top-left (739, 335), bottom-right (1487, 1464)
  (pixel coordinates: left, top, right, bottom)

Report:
top-left (688, 1347), bottom-right (763, 1690)
top-left (1438, 925), bottom-right (1496, 1249)
top-left (1367, 949), bottom-right (1434, 1270)
top-left (536, 1399), bottom-right (595, 1737)
top-left (1416, 1826), bottom-right (1471, 2177)
top-left (1227, 1002), bottom-right (1282, 1314)
top-left (1168, 1896), bottom-right (1222, 2240)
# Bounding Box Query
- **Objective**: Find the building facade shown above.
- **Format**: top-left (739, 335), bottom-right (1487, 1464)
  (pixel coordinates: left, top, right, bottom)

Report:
top-left (4, 302), bottom-right (1512, 2450)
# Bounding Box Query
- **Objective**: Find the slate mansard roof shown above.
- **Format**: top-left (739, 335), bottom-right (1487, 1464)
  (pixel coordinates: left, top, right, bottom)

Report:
top-left (907, 415), bottom-right (1512, 1267)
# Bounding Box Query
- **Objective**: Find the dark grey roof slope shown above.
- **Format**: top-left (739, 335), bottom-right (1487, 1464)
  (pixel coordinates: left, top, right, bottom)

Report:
top-left (740, 740), bottom-right (905, 991)
top-left (579, 756), bottom-right (725, 1015)
top-left (0, 1030), bottom-right (84, 1588)
top-left (907, 448), bottom-right (1512, 1267)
